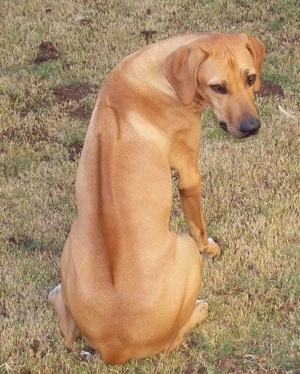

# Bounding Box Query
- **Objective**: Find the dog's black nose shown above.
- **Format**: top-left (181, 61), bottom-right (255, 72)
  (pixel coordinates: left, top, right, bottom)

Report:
top-left (240, 118), bottom-right (261, 136)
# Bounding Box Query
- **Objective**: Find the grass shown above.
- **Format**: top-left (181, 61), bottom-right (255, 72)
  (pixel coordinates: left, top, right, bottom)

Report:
top-left (0, 0), bottom-right (299, 373)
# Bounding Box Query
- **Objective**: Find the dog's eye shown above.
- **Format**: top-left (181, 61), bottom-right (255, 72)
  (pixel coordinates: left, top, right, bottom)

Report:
top-left (247, 74), bottom-right (256, 86)
top-left (210, 84), bottom-right (227, 94)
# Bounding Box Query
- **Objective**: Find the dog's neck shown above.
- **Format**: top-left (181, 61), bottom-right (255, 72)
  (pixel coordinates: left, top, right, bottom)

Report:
top-left (194, 92), bottom-right (206, 108)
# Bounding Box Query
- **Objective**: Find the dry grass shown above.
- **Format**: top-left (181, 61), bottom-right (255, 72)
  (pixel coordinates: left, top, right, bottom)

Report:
top-left (1, 0), bottom-right (299, 373)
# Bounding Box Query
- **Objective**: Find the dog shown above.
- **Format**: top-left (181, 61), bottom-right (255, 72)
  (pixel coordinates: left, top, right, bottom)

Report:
top-left (49, 33), bottom-right (265, 365)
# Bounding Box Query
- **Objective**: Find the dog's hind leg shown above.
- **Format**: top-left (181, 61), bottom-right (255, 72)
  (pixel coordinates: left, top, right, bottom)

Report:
top-left (165, 300), bottom-right (208, 354)
top-left (49, 284), bottom-right (79, 349)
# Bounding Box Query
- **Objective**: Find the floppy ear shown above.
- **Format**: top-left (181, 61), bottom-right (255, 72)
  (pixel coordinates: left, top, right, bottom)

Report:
top-left (245, 34), bottom-right (266, 92)
top-left (163, 46), bottom-right (207, 105)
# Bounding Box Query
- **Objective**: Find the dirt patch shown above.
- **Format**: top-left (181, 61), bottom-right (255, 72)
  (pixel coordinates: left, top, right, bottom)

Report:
top-left (52, 82), bottom-right (96, 123)
top-left (53, 82), bottom-right (98, 103)
top-left (19, 97), bottom-right (49, 118)
top-left (0, 303), bottom-right (9, 318)
top-left (7, 236), bottom-right (37, 249)
top-left (34, 41), bottom-right (60, 64)
top-left (68, 140), bottom-right (83, 161)
top-left (196, 366), bottom-right (206, 374)
top-left (30, 339), bottom-right (40, 357)
top-left (68, 104), bottom-right (93, 120)
top-left (183, 363), bottom-right (196, 374)
top-left (183, 363), bottom-right (206, 374)
top-left (258, 80), bottom-right (285, 98)
top-left (0, 124), bottom-right (51, 146)
top-left (215, 356), bottom-right (244, 373)
top-left (141, 30), bottom-right (157, 44)
top-left (20, 104), bottom-right (32, 118)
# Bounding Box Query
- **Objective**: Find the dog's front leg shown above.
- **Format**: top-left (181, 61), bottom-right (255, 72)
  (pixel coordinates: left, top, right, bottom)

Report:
top-left (177, 165), bottom-right (221, 257)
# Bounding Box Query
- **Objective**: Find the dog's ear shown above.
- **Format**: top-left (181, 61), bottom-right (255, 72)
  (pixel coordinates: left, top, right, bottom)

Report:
top-left (245, 35), bottom-right (266, 92)
top-left (163, 46), bottom-right (207, 105)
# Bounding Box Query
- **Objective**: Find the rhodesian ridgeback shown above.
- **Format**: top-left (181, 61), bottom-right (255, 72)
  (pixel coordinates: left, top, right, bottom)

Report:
top-left (49, 33), bottom-right (265, 365)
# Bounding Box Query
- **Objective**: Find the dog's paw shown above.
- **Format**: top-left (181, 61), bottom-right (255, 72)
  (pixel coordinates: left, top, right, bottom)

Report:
top-left (195, 300), bottom-right (208, 321)
top-left (196, 299), bottom-right (208, 308)
top-left (80, 351), bottom-right (95, 361)
top-left (48, 284), bottom-right (61, 303)
top-left (80, 347), bottom-right (98, 361)
top-left (203, 238), bottom-right (221, 257)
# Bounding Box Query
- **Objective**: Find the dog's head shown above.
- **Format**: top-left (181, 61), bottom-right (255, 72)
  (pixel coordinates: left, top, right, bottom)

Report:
top-left (163, 33), bottom-right (265, 138)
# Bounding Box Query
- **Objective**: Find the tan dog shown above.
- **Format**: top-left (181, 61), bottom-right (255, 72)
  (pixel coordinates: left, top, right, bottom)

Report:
top-left (49, 33), bottom-right (265, 365)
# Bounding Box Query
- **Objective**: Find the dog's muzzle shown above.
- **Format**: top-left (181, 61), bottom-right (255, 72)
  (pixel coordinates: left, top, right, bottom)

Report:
top-left (240, 118), bottom-right (261, 137)
top-left (220, 118), bottom-right (261, 138)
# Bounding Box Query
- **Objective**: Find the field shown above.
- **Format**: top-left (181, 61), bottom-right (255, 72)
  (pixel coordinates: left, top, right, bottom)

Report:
top-left (0, 0), bottom-right (299, 373)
